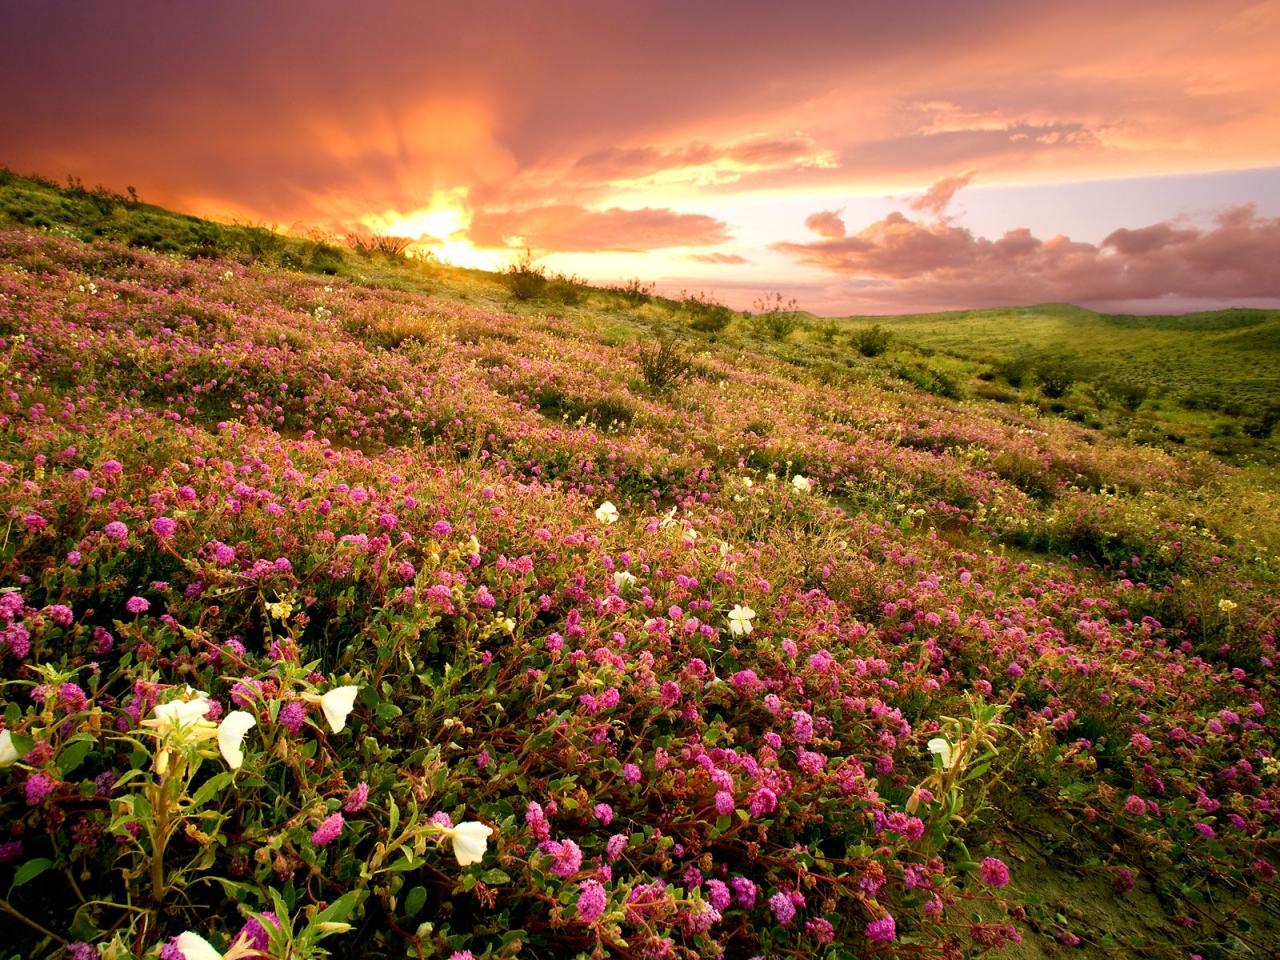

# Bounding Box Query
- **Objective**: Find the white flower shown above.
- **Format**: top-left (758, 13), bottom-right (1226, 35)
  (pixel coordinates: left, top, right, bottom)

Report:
top-left (727, 604), bottom-right (756, 637)
top-left (444, 820), bottom-right (493, 866)
top-left (0, 729), bottom-right (18, 768)
top-left (791, 474), bottom-right (813, 493)
top-left (316, 686), bottom-right (360, 733)
top-left (613, 570), bottom-right (637, 591)
top-left (595, 501), bottom-right (619, 525)
top-left (175, 931), bottom-right (223, 960)
top-left (927, 737), bottom-right (955, 770)
top-left (217, 711), bottom-right (256, 769)
top-left (145, 694), bottom-right (215, 737)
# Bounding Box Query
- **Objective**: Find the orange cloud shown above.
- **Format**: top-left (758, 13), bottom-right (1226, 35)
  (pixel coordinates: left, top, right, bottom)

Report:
top-left (804, 210), bottom-right (847, 239)
top-left (1, 1), bottom-right (1278, 311)
top-left (469, 205), bottom-right (731, 253)
top-left (687, 251), bottom-right (749, 265)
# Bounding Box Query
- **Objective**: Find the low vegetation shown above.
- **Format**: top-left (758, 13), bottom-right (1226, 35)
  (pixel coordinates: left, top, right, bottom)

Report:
top-left (0, 171), bottom-right (1277, 960)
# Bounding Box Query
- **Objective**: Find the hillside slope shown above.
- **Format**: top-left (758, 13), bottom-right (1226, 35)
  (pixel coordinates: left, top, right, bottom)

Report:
top-left (837, 303), bottom-right (1280, 462)
top-left (0, 193), bottom-right (1277, 959)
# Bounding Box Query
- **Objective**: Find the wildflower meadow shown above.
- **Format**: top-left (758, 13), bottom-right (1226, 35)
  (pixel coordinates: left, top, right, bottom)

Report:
top-left (0, 220), bottom-right (1277, 959)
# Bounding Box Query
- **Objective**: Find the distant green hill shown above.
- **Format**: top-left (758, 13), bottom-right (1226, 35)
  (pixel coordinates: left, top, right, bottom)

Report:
top-left (842, 303), bottom-right (1279, 404)
top-left (833, 304), bottom-right (1280, 462)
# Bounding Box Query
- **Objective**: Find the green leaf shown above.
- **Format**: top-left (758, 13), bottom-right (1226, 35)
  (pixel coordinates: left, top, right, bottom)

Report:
top-left (10, 858), bottom-right (54, 891)
top-left (403, 885), bottom-right (427, 919)
top-left (7, 732), bottom-right (35, 759)
top-left (314, 889), bottom-right (364, 927)
top-left (191, 771), bottom-right (234, 808)
top-left (480, 868), bottom-right (510, 885)
top-left (57, 738), bottom-right (94, 778)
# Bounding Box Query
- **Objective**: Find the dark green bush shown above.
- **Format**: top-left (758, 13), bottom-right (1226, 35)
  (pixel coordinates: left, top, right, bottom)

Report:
top-left (749, 292), bottom-right (800, 341)
top-left (852, 323), bottom-right (891, 357)
top-left (1036, 359), bottom-right (1077, 398)
top-left (681, 291), bottom-right (734, 333)
top-left (504, 249), bottom-right (548, 300)
top-left (637, 335), bottom-right (693, 392)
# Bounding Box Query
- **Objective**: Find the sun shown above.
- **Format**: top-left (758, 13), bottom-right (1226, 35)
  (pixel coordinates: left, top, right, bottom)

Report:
top-left (359, 192), bottom-right (506, 271)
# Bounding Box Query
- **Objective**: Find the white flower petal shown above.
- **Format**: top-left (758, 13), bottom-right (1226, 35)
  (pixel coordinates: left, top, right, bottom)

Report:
top-left (175, 931), bottom-right (223, 960)
top-left (151, 696), bottom-right (214, 733)
top-left (217, 710), bottom-right (256, 769)
top-left (319, 686), bottom-right (360, 733)
top-left (0, 729), bottom-right (18, 768)
top-left (927, 737), bottom-right (954, 770)
top-left (595, 501), bottom-right (619, 525)
top-left (727, 604), bottom-right (756, 637)
top-left (449, 821), bottom-right (493, 866)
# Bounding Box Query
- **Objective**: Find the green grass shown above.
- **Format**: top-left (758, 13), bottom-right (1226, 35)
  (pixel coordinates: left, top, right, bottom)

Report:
top-left (825, 303), bottom-right (1280, 462)
top-left (843, 303), bottom-right (1279, 403)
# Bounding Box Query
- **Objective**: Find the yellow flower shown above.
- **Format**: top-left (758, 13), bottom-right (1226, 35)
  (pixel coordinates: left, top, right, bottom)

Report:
top-left (727, 604), bottom-right (756, 637)
top-left (1218, 599), bottom-right (1238, 613)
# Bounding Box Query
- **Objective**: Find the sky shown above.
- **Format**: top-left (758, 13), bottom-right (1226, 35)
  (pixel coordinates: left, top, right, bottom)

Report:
top-left (1, 0), bottom-right (1278, 314)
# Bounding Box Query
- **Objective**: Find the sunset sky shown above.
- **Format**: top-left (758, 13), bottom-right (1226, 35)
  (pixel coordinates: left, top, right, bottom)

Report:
top-left (2, 0), bottom-right (1278, 314)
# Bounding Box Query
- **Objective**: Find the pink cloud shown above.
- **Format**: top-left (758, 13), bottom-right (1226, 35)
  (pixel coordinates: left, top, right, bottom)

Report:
top-left (909, 172), bottom-right (974, 219)
top-left (773, 204), bottom-right (1280, 309)
top-left (804, 209), bottom-right (846, 238)
top-left (469, 204), bottom-right (730, 252)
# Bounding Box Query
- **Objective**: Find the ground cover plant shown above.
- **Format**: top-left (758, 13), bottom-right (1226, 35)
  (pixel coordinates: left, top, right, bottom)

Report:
top-left (0, 179), bottom-right (1278, 960)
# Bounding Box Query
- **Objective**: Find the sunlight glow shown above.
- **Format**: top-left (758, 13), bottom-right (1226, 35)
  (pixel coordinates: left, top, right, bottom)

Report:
top-left (360, 191), bottom-right (508, 271)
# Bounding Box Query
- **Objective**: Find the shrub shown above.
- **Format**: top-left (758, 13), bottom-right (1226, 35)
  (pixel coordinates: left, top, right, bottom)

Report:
top-left (1242, 403), bottom-right (1280, 439)
top-left (637, 334), bottom-right (693, 392)
top-left (613, 277), bottom-right (656, 306)
top-left (1036, 359), bottom-right (1077, 398)
top-left (347, 232), bottom-right (414, 260)
top-left (748, 291), bottom-right (800, 341)
top-left (680, 290), bottom-right (734, 334)
top-left (546, 272), bottom-right (587, 306)
top-left (893, 361), bottom-right (961, 399)
top-left (1099, 377), bottom-right (1149, 412)
top-left (303, 238), bottom-right (347, 275)
top-left (993, 355), bottom-right (1033, 388)
top-left (852, 323), bottom-right (891, 357)
top-left (503, 249), bottom-right (547, 300)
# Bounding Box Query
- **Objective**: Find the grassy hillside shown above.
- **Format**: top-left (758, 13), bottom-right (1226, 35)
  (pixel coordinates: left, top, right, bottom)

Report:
top-left (836, 304), bottom-right (1280, 463)
top-left (0, 172), bottom-right (1277, 960)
